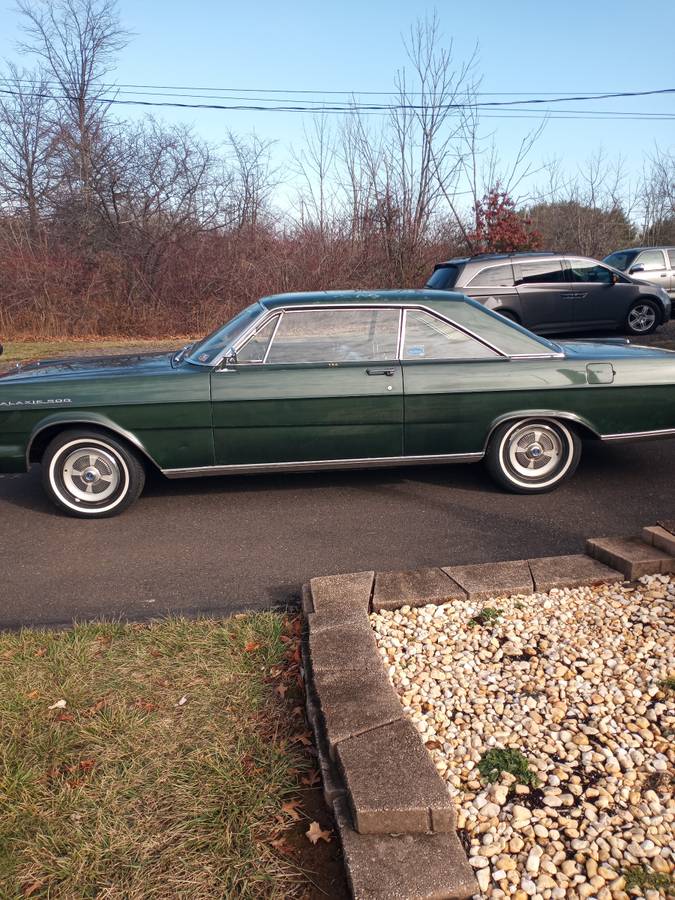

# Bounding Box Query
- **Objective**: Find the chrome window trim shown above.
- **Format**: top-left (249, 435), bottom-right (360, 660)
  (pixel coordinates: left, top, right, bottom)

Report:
top-left (162, 451), bottom-right (485, 479)
top-left (401, 307), bottom-right (506, 360)
top-left (210, 301), bottom-right (558, 367)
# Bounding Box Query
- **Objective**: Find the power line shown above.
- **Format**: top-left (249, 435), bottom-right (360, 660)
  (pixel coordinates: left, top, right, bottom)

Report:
top-left (1, 85), bottom-right (674, 121)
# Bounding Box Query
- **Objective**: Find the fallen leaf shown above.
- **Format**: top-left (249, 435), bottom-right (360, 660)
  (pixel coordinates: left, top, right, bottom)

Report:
top-left (293, 731), bottom-right (313, 747)
top-left (55, 712), bottom-right (75, 723)
top-left (48, 699), bottom-right (67, 710)
top-left (35, 648), bottom-right (47, 657)
top-left (88, 699), bottom-right (107, 714)
top-left (275, 684), bottom-right (288, 699)
top-left (425, 740), bottom-right (442, 750)
top-left (25, 690), bottom-right (40, 700)
top-left (301, 769), bottom-right (320, 787)
top-left (22, 880), bottom-right (45, 897)
top-left (244, 641), bottom-right (261, 652)
top-left (305, 821), bottom-right (332, 844)
top-left (150, 649), bottom-right (163, 658)
top-left (270, 837), bottom-right (293, 855)
top-left (79, 759), bottom-right (96, 772)
top-left (280, 798), bottom-right (303, 821)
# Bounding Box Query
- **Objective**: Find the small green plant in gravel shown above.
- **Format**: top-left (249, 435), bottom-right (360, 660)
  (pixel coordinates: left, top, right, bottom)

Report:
top-left (660, 676), bottom-right (675, 691)
top-left (468, 607), bottom-right (503, 628)
top-left (477, 748), bottom-right (539, 787)
top-left (624, 865), bottom-right (673, 893)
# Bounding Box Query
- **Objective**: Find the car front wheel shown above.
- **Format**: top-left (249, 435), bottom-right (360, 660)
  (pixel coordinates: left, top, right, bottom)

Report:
top-left (485, 419), bottom-right (581, 494)
top-left (42, 429), bottom-right (145, 518)
top-left (625, 300), bottom-right (659, 336)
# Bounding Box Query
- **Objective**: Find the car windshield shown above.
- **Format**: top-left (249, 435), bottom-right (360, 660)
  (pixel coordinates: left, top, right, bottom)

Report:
top-left (604, 250), bottom-right (638, 271)
top-left (186, 303), bottom-right (264, 365)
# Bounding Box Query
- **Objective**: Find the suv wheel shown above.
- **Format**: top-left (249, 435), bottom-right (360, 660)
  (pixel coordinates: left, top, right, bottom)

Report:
top-left (625, 300), bottom-right (659, 335)
top-left (42, 429), bottom-right (145, 518)
top-left (485, 419), bottom-right (581, 494)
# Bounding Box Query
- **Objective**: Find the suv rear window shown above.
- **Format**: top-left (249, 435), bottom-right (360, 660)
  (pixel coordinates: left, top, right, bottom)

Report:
top-left (427, 265), bottom-right (459, 289)
top-left (467, 264), bottom-right (515, 288)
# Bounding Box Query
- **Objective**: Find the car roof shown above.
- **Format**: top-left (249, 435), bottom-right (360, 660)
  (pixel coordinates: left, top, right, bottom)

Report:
top-left (259, 289), bottom-right (468, 310)
top-left (435, 251), bottom-right (557, 268)
top-left (608, 246), bottom-right (674, 254)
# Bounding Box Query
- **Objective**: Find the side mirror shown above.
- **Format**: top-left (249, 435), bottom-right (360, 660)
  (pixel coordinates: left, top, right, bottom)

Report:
top-left (629, 264), bottom-right (644, 274)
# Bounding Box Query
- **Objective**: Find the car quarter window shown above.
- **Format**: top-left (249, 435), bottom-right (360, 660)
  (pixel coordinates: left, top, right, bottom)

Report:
top-left (264, 308), bottom-right (400, 364)
top-left (237, 315), bottom-right (279, 363)
top-left (402, 310), bottom-right (499, 360)
top-left (564, 260), bottom-right (613, 284)
top-left (636, 249), bottom-right (667, 271)
top-left (668, 249), bottom-right (675, 268)
top-left (514, 260), bottom-right (564, 285)
top-left (467, 264), bottom-right (515, 288)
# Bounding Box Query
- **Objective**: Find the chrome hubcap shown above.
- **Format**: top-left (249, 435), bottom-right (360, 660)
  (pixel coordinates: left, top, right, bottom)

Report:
top-left (62, 447), bottom-right (120, 502)
top-left (507, 425), bottom-right (562, 479)
top-left (628, 304), bottom-right (656, 333)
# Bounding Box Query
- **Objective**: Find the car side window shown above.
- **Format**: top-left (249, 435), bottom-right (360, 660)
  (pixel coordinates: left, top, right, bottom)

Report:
top-left (265, 308), bottom-right (400, 364)
top-left (467, 264), bottom-right (515, 288)
top-left (514, 261), bottom-right (564, 285)
top-left (402, 310), bottom-right (499, 360)
top-left (636, 249), bottom-right (667, 271)
top-left (668, 250), bottom-right (675, 268)
top-left (237, 315), bottom-right (279, 363)
top-left (564, 260), bottom-right (613, 284)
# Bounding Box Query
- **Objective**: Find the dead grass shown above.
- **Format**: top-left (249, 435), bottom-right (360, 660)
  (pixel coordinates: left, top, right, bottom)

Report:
top-left (0, 614), bottom-right (319, 899)
top-left (1, 338), bottom-right (195, 365)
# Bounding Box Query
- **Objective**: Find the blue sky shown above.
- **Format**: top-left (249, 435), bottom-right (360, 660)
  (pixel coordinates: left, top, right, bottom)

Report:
top-left (1, 0), bottom-right (674, 204)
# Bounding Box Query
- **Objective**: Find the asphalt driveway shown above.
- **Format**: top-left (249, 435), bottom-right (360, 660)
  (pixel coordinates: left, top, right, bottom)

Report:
top-left (1, 436), bottom-right (673, 629)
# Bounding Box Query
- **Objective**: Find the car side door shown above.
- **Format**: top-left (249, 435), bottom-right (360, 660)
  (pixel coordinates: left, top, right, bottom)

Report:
top-left (563, 258), bottom-right (631, 329)
top-left (512, 259), bottom-right (570, 332)
top-left (210, 306), bottom-right (404, 466)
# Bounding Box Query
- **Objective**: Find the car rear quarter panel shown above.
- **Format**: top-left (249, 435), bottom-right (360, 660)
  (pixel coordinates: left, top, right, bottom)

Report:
top-left (402, 355), bottom-right (675, 455)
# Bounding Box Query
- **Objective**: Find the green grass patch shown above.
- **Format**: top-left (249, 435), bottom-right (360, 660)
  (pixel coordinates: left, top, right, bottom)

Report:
top-left (468, 607), bottom-right (503, 628)
top-left (660, 676), bottom-right (675, 691)
top-left (477, 748), bottom-right (539, 788)
top-left (0, 615), bottom-right (313, 899)
top-left (624, 865), bottom-right (674, 893)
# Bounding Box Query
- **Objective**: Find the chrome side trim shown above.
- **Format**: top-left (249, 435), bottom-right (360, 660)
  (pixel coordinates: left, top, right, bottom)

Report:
top-left (162, 451), bottom-right (484, 479)
top-left (600, 427), bottom-right (675, 443)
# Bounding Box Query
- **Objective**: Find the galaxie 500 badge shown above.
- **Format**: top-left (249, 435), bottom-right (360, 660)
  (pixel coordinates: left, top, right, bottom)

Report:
top-left (0, 398), bottom-right (73, 407)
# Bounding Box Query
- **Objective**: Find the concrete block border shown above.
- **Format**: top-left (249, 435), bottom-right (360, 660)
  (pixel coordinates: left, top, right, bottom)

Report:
top-left (301, 524), bottom-right (675, 900)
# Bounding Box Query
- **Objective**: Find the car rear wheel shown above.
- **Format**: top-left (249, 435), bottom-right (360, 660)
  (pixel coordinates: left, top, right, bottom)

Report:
top-left (625, 300), bottom-right (659, 335)
top-left (485, 419), bottom-right (581, 494)
top-left (42, 429), bottom-right (145, 518)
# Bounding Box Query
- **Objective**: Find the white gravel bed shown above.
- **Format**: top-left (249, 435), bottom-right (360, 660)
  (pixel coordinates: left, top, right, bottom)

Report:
top-left (370, 576), bottom-right (675, 899)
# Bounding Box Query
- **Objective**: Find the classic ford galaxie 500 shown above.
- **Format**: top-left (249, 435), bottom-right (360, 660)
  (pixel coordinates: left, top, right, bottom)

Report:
top-left (2, 290), bottom-right (675, 518)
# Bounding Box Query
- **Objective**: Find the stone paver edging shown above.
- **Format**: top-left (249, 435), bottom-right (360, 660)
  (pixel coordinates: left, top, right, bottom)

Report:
top-left (301, 525), bottom-right (675, 900)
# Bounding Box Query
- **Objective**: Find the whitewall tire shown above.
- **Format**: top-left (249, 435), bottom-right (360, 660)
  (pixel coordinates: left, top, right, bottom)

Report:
top-left (485, 419), bottom-right (581, 494)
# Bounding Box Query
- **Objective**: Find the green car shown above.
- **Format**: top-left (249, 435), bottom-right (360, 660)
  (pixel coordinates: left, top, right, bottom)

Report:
top-left (2, 290), bottom-right (675, 518)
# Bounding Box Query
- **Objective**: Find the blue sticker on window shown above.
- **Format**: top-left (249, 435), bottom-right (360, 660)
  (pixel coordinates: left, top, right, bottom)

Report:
top-left (407, 346), bottom-right (425, 357)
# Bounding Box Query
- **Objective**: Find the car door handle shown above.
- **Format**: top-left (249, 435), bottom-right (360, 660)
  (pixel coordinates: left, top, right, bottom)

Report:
top-left (366, 367), bottom-right (395, 376)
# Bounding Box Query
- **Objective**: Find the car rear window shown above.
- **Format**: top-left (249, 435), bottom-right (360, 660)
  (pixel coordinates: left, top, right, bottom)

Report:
top-left (426, 265), bottom-right (459, 289)
top-left (447, 298), bottom-right (560, 356)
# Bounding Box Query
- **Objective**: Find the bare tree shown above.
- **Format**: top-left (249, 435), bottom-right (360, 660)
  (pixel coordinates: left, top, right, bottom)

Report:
top-left (640, 147), bottom-right (675, 244)
top-left (0, 62), bottom-right (58, 235)
top-left (16, 0), bottom-right (129, 209)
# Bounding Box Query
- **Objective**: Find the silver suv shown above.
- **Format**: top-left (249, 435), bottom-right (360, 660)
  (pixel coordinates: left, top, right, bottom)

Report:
top-left (603, 247), bottom-right (675, 298)
top-left (427, 251), bottom-right (672, 336)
